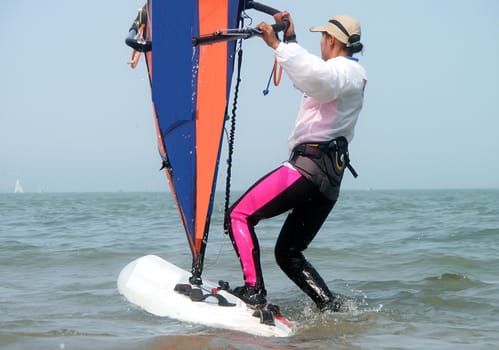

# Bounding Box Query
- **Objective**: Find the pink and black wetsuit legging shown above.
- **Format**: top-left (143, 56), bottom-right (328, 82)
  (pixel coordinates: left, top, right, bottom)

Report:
top-left (225, 163), bottom-right (338, 310)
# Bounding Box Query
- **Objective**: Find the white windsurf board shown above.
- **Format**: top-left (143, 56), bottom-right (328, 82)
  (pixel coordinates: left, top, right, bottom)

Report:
top-left (117, 255), bottom-right (294, 337)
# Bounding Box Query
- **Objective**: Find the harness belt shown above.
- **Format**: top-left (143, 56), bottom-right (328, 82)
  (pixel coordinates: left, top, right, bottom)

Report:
top-left (292, 137), bottom-right (358, 178)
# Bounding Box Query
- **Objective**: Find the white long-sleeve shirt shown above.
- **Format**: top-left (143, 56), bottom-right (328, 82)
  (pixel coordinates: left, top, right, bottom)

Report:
top-left (274, 42), bottom-right (367, 154)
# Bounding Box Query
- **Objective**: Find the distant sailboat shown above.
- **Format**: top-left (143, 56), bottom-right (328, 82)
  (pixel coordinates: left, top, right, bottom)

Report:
top-left (14, 179), bottom-right (24, 193)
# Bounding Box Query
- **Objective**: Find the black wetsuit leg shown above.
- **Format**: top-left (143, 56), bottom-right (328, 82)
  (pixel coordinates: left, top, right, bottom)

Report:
top-left (274, 189), bottom-right (338, 310)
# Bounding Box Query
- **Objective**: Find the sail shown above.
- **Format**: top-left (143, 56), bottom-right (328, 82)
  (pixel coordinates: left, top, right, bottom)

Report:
top-left (14, 179), bottom-right (24, 193)
top-left (143, 0), bottom-right (243, 279)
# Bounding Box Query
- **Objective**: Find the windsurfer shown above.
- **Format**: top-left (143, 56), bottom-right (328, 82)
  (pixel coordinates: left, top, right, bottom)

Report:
top-left (225, 11), bottom-right (367, 312)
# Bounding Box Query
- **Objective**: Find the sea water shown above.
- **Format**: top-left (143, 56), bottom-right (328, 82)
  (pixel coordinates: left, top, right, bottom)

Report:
top-left (1, 189), bottom-right (498, 349)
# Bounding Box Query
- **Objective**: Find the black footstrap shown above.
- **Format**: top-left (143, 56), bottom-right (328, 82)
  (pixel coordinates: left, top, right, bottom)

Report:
top-left (174, 283), bottom-right (235, 307)
top-left (253, 306), bottom-right (275, 326)
top-left (200, 293), bottom-right (236, 307)
top-left (217, 280), bottom-right (282, 326)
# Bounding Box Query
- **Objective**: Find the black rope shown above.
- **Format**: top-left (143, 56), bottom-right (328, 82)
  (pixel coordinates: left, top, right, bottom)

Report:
top-left (223, 44), bottom-right (244, 234)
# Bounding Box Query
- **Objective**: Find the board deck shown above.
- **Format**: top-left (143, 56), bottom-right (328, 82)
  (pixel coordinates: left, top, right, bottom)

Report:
top-left (117, 255), bottom-right (294, 337)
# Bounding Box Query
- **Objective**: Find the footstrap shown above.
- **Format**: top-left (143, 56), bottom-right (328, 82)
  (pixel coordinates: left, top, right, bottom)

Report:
top-left (253, 306), bottom-right (275, 326)
top-left (174, 284), bottom-right (235, 307)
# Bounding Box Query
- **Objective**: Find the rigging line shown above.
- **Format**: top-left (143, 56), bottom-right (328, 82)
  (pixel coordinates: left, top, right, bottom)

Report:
top-left (241, 8), bottom-right (253, 26)
top-left (223, 40), bottom-right (244, 235)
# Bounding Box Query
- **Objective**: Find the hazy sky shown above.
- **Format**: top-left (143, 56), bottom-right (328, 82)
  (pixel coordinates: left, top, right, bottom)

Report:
top-left (1, 0), bottom-right (498, 193)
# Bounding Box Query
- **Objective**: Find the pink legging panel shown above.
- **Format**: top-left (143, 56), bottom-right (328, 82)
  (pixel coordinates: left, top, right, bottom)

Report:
top-left (229, 165), bottom-right (302, 285)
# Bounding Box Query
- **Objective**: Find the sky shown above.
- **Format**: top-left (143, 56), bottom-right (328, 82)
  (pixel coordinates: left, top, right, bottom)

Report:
top-left (1, 0), bottom-right (498, 193)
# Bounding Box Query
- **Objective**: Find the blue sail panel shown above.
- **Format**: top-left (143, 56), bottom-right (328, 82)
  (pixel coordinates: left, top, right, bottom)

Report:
top-left (146, 0), bottom-right (242, 268)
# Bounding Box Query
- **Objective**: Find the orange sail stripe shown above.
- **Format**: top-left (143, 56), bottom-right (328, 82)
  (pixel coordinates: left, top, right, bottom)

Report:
top-left (195, 1), bottom-right (229, 252)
